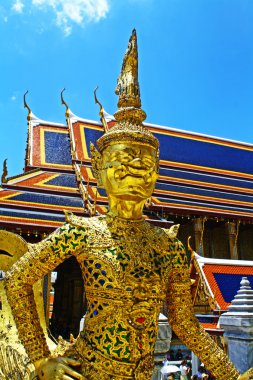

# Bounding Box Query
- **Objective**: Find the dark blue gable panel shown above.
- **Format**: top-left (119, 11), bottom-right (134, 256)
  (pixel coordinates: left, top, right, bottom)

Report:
top-left (83, 128), bottom-right (103, 157)
top-left (44, 131), bottom-right (72, 165)
top-left (213, 273), bottom-right (253, 303)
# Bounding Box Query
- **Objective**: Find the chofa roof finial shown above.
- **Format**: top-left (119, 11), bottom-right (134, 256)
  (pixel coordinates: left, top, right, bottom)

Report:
top-left (24, 91), bottom-right (32, 121)
top-left (61, 88), bottom-right (70, 118)
top-left (1, 159), bottom-right (8, 184)
top-left (94, 86), bottom-right (109, 133)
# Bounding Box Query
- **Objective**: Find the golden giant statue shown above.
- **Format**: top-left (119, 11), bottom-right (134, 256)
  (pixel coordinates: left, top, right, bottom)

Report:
top-left (3, 30), bottom-right (253, 380)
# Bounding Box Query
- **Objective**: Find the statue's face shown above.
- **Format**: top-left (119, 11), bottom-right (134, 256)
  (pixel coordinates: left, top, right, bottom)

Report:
top-left (100, 142), bottom-right (158, 200)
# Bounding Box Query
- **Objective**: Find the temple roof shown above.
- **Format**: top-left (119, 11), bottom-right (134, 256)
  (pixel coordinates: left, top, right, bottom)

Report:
top-left (190, 252), bottom-right (253, 311)
top-left (1, 108), bottom-right (253, 231)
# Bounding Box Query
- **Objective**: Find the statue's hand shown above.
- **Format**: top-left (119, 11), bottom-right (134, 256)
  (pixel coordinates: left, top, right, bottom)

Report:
top-left (35, 357), bottom-right (85, 379)
top-left (238, 368), bottom-right (253, 380)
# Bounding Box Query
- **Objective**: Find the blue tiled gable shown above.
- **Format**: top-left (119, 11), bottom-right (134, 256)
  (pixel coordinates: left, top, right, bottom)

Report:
top-left (44, 131), bottom-right (72, 165)
top-left (213, 273), bottom-right (253, 303)
top-left (83, 128), bottom-right (103, 157)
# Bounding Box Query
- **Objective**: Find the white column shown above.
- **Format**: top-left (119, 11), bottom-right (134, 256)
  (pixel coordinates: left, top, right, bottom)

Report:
top-left (191, 351), bottom-right (201, 376)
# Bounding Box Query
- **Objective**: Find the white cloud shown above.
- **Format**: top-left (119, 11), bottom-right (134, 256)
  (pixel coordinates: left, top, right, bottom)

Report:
top-left (11, 95), bottom-right (17, 101)
top-left (12, 0), bottom-right (25, 13)
top-left (31, 0), bottom-right (109, 35)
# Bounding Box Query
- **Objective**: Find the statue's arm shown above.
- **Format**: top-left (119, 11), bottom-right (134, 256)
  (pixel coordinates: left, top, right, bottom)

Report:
top-left (4, 223), bottom-right (85, 366)
top-left (167, 239), bottom-right (240, 380)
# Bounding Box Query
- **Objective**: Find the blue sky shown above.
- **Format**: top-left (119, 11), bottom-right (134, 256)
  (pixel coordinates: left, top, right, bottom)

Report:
top-left (1, 0), bottom-right (253, 177)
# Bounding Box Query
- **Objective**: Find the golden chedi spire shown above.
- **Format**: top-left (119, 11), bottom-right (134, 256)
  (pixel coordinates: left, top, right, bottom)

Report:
top-left (96, 29), bottom-right (159, 153)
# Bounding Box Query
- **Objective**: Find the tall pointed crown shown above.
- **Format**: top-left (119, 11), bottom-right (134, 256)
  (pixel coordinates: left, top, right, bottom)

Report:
top-left (96, 29), bottom-right (159, 152)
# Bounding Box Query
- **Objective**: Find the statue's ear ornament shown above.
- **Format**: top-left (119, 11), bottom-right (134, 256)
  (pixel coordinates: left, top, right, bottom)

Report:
top-left (90, 142), bottom-right (103, 187)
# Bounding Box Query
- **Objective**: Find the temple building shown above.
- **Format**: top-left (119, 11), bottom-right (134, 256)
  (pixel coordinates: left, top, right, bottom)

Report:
top-left (1, 92), bottom-right (253, 338)
top-left (190, 251), bottom-right (253, 342)
top-left (1, 96), bottom-right (253, 254)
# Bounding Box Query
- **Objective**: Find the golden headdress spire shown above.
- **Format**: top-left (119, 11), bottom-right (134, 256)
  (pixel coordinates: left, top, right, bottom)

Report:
top-left (115, 28), bottom-right (141, 110)
top-left (96, 29), bottom-right (159, 152)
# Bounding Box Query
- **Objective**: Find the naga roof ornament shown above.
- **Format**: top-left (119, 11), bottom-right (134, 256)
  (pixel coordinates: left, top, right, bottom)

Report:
top-left (94, 86), bottom-right (109, 133)
top-left (61, 88), bottom-right (70, 119)
top-left (1, 159), bottom-right (8, 184)
top-left (24, 90), bottom-right (32, 121)
top-left (96, 29), bottom-right (159, 152)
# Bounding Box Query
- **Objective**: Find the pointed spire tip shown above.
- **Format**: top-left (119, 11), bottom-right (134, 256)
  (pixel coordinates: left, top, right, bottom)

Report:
top-left (115, 27), bottom-right (142, 113)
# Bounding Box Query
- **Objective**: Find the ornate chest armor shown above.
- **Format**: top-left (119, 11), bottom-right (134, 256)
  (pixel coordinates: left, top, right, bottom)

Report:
top-left (71, 215), bottom-right (172, 363)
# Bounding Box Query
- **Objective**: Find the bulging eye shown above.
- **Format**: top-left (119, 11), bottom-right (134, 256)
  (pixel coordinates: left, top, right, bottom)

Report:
top-left (121, 154), bottom-right (134, 163)
top-left (142, 157), bottom-right (156, 168)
